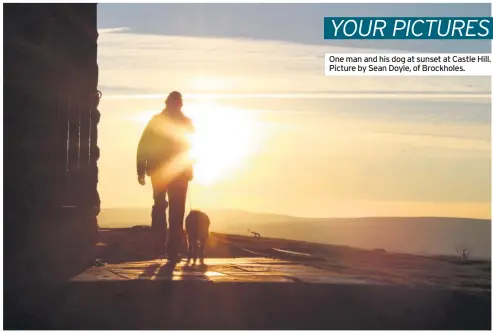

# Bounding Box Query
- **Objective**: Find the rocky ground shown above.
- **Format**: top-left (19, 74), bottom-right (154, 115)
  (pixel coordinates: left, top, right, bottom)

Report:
top-left (97, 226), bottom-right (490, 293)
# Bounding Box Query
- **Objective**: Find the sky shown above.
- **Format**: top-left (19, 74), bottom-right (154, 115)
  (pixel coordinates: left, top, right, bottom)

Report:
top-left (96, 3), bottom-right (491, 219)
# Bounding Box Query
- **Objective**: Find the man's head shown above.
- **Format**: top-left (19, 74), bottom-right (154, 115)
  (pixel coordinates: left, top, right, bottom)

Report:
top-left (165, 91), bottom-right (183, 109)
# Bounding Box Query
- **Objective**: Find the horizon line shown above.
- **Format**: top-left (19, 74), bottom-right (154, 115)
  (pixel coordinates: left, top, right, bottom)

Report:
top-left (102, 91), bottom-right (491, 101)
top-left (98, 207), bottom-right (491, 222)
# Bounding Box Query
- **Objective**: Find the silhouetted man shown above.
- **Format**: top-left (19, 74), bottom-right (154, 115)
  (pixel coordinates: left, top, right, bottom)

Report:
top-left (137, 91), bottom-right (194, 262)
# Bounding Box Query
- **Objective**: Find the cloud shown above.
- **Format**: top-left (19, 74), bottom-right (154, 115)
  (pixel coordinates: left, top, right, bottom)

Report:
top-left (98, 27), bottom-right (131, 34)
top-left (372, 131), bottom-right (490, 152)
top-left (103, 92), bottom-right (490, 102)
top-left (97, 32), bottom-right (491, 98)
top-left (97, 31), bottom-right (490, 154)
top-left (97, 3), bottom-right (491, 53)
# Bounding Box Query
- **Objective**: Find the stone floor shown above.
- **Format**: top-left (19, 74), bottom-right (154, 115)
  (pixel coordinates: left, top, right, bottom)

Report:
top-left (72, 257), bottom-right (374, 284)
top-left (6, 257), bottom-right (490, 329)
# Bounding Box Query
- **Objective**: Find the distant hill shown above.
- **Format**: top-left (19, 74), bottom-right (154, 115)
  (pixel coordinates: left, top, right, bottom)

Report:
top-left (98, 208), bottom-right (491, 259)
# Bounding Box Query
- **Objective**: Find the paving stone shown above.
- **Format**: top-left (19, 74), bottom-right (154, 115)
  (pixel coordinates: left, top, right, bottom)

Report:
top-left (72, 257), bottom-right (375, 285)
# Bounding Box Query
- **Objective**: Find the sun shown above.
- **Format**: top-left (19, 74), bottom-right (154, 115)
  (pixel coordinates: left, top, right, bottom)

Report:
top-left (133, 100), bottom-right (257, 186)
top-left (183, 101), bottom-right (255, 186)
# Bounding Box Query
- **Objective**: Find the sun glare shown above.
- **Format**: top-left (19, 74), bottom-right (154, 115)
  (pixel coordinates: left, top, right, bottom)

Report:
top-left (133, 99), bottom-right (256, 186)
top-left (184, 101), bottom-right (255, 185)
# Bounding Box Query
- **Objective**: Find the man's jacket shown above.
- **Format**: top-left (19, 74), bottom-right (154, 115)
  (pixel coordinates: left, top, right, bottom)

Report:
top-left (137, 109), bottom-right (194, 180)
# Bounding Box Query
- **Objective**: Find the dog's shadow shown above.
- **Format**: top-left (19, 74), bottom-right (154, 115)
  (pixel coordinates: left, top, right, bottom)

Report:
top-left (182, 261), bottom-right (210, 281)
top-left (142, 260), bottom-right (209, 281)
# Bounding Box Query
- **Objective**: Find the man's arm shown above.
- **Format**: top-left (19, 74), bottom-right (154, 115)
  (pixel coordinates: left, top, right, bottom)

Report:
top-left (183, 115), bottom-right (195, 133)
top-left (136, 123), bottom-right (151, 181)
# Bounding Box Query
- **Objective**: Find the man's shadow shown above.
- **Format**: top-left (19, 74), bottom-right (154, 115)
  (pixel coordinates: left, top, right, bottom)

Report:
top-left (146, 260), bottom-right (208, 281)
top-left (154, 260), bottom-right (179, 279)
top-left (138, 260), bottom-right (177, 280)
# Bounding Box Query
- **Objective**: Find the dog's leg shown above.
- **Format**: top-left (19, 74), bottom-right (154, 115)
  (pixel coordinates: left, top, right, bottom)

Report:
top-left (199, 238), bottom-right (206, 264)
top-left (197, 241), bottom-right (202, 264)
top-left (187, 236), bottom-right (193, 263)
top-left (192, 240), bottom-right (198, 264)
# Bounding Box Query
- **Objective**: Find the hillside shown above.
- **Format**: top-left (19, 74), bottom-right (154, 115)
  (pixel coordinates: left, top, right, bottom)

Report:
top-left (98, 208), bottom-right (491, 258)
top-left (96, 227), bottom-right (490, 293)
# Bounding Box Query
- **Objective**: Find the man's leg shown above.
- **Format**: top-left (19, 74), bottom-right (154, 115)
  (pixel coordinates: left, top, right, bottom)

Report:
top-left (167, 179), bottom-right (188, 261)
top-left (151, 176), bottom-right (168, 257)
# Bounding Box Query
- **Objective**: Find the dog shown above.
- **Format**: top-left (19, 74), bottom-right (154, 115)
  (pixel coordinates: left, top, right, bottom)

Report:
top-left (185, 209), bottom-right (210, 264)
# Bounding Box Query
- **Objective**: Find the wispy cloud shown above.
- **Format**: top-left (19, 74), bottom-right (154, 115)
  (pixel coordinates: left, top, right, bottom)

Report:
top-left (98, 32), bottom-right (490, 99)
top-left (99, 27), bottom-right (131, 34)
top-left (103, 92), bottom-right (491, 102)
top-left (97, 31), bottom-right (490, 152)
top-left (97, 3), bottom-right (491, 53)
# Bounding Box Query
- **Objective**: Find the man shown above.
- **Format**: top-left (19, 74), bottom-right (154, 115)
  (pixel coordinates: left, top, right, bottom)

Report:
top-left (137, 91), bottom-right (194, 262)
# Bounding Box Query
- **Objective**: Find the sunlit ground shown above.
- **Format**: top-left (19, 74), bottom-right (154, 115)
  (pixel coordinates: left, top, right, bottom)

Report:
top-left (136, 100), bottom-right (257, 186)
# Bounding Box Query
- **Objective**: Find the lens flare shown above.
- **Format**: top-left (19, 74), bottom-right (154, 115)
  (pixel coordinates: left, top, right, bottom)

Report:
top-left (184, 101), bottom-right (255, 185)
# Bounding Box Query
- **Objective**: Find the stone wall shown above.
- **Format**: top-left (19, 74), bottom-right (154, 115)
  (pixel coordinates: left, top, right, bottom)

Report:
top-left (4, 3), bottom-right (100, 287)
